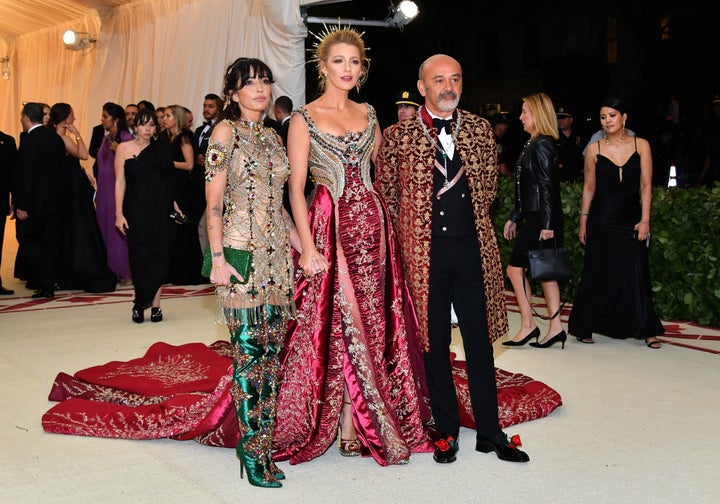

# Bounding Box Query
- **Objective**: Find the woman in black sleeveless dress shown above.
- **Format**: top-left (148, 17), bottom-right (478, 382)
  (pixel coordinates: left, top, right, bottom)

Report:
top-left (568, 97), bottom-right (664, 348)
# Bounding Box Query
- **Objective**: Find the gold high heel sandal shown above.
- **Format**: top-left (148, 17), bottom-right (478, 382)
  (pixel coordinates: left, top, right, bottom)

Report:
top-left (338, 401), bottom-right (360, 457)
top-left (338, 426), bottom-right (361, 457)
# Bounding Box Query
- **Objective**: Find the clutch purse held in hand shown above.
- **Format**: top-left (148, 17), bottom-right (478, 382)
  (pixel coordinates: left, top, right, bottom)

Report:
top-left (201, 247), bottom-right (252, 284)
top-left (526, 239), bottom-right (572, 283)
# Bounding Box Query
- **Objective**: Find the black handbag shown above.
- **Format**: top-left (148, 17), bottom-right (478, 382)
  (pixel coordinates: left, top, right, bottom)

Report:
top-left (201, 246), bottom-right (252, 284)
top-left (524, 238), bottom-right (572, 320)
top-left (526, 238), bottom-right (573, 282)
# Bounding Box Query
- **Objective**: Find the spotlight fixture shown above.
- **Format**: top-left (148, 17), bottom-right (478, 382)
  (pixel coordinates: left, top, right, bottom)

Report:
top-left (386, 1), bottom-right (419, 28)
top-left (62, 30), bottom-right (97, 52)
top-left (303, 1), bottom-right (419, 29)
top-left (1, 57), bottom-right (9, 80)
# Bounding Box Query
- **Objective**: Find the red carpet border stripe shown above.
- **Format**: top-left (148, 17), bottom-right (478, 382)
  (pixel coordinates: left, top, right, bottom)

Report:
top-left (3, 288), bottom-right (718, 354)
top-left (0, 284), bottom-right (215, 314)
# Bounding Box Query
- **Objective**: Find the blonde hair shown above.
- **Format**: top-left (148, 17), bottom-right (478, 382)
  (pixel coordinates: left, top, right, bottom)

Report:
top-left (313, 27), bottom-right (369, 93)
top-left (522, 92), bottom-right (559, 140)
top-left (165, 104), bottom-right (188, 134)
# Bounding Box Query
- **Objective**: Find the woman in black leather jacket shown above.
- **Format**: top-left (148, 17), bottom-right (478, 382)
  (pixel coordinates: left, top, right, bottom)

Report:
top-left (502, 92), bottom-right (566, 348)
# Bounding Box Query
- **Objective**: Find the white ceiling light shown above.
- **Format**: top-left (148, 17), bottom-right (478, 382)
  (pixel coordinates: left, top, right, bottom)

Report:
top-left (62, 30), bottom-right (97, 52)
top-left (303, 1), bottom-right (419, 29)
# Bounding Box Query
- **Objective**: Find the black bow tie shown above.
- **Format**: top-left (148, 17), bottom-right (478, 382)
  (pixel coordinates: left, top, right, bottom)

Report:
top-left (432, 118), bottom-right (452, 134)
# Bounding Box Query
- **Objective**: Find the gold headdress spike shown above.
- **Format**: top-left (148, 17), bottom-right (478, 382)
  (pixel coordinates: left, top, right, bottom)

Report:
top-left (307, 20), bottom-right (369, 66)
top-left (307, 20), bottom-right (371, 92)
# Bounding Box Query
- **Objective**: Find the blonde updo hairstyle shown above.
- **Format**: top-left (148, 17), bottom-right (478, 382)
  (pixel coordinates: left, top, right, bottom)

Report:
top-left (315, 28), bottom-right (369, 93)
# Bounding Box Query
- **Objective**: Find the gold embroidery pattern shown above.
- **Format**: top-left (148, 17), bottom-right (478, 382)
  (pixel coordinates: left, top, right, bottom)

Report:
top-left (98, 354), bottom-right (211, 386)
top-left (375, 111), bottom-right (509, 348)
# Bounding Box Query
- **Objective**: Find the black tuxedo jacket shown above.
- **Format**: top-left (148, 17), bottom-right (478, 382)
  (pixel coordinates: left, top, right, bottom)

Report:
top-left (193, 120), bottom-right (216, 160)
top-left (278, 118), bottom-right (290, 148)
top-left (13, 125), bottom-right (66, 217)
top-left (88, 124), bottom-right (105, 159)
top-left (88, 123), bottom-right (105, 178)
top-left (0, 130), bottom-right (17, 215)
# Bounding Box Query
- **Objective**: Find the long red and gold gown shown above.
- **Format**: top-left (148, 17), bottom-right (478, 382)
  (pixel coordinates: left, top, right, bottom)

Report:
top-left (271, 105), bottom-right (433, 466)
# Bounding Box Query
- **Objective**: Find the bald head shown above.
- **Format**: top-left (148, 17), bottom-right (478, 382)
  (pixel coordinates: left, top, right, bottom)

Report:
top-left (418, 54), bottom-right (461, 80)
top-left (417, 54), bottom-right (462, 117)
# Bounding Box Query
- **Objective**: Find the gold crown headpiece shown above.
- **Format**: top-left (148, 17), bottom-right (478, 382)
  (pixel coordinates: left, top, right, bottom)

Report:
top-left (308, 21), bottom-right (371, 92)
top-left (307, 21), bottom-right (370, 65)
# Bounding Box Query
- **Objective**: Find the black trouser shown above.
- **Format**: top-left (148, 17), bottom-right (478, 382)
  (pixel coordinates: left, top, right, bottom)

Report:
top-left (15, 214), bottom-right (60, 290)
top-left (425, 233), bottom-right (501, 438)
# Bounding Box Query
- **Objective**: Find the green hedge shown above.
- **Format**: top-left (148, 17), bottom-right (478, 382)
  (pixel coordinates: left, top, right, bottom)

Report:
top-left (490, 177), bottom-right (720, 327)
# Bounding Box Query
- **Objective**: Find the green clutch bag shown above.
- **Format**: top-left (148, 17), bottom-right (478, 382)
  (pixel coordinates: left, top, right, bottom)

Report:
top-left (201, 246), bottom-right (252, 284)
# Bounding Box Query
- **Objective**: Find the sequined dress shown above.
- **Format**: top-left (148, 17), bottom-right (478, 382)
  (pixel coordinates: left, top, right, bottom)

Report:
top-left (272, 105), bottom-right (434, 466)
top-left (204, 119), bottom-right (295, 323)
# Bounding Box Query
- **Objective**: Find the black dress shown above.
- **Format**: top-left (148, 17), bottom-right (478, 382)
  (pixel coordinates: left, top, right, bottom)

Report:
top-left (123, 141), bottom-right (174, 308)
top-left (568, 140), bottom-right (664, 340)
top-left (166, 130), bottom-right (204, 285)
top-left (64, 155), bottom-right (117, 292)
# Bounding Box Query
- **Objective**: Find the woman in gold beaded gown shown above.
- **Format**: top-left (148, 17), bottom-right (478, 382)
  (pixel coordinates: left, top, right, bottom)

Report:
top-left (204, 57), bottom-right (299, 488)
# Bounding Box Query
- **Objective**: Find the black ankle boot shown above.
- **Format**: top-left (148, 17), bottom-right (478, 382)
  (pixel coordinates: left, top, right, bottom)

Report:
top-left (132, 305), bottom-right (144, 323)
top-left (150, 307), bottom-right (163, 322)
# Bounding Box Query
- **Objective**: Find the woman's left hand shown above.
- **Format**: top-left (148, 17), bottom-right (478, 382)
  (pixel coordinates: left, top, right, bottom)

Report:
top-left (634, 221), bottom-right (650, 241)
top-left (503, 220), bottom-right (517, 240)
top-left (539, 229), bottom-right (554, 240)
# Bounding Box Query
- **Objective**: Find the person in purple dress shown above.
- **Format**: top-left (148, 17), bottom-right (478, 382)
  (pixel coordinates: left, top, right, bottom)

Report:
top-left (95, 102), bottom-right (133, 285)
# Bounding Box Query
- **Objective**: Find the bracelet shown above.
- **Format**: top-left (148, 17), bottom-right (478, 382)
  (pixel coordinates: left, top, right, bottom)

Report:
top-left (580, 212), bottom-right (589, 217)
top-left (212, 262), bottom-right (227, 269)
top-left (640, 220), bottom-right (649, 224)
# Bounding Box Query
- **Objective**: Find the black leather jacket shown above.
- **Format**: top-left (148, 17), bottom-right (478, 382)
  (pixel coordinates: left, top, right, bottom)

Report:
top-left (509, 135), bottom-right (561, 229)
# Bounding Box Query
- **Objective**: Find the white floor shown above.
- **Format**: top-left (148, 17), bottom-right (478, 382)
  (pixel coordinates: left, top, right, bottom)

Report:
top-left (1, 220), bottom-right (720, 504)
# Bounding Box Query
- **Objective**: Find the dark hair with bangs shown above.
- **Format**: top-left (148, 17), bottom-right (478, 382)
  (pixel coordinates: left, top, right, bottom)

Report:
top-left (135, 107), bottom-right (158, 128)
top-left (221, 57), bottom-right (275, 121)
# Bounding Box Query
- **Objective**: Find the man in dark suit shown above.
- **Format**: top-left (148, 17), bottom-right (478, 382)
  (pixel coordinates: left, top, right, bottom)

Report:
top-left (376, 54), bottom-right (529, 464)
top-left (193, 93), bottom-right (222, 254)
top-left (0, 129), bottom-right (16, 294)
top-left (12, 102), bottom-right (67, 298)
top-left (88, 122), bottom-right (106, 180)
top-left (271, 95), bottom-right (300, 214)
top-left (193, 93), bottom-right (222, 166)
top-left (273, 95), bottom-right (293, 148)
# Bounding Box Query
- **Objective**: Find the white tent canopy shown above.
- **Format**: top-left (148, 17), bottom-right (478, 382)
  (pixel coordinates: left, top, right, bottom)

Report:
top-left (0, 0), bottom-right (335, 139)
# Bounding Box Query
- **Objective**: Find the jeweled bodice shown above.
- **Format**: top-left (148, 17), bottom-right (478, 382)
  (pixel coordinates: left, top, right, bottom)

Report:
top-left (295, 105), bottom-right (377, 200)
top-left (204, 119), bottom-right (294, 312)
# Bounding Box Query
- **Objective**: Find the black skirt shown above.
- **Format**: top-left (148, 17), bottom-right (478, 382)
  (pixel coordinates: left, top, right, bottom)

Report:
top-left (508, 211), bottom-right (564, 269)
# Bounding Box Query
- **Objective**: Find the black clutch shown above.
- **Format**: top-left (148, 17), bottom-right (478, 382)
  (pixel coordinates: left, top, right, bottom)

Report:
top-left (526, 239), bottom-right (572, 283)
top-left (201, 246), bottom-right (252, 284)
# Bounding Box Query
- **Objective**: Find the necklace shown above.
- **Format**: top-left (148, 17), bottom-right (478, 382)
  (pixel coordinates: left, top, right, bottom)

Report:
top-left (604, 131), bottom-right (625, 145)
top-left (237, 117), bottom-right (263, 132)
top-left (418, 111), bottom-right (462, 188)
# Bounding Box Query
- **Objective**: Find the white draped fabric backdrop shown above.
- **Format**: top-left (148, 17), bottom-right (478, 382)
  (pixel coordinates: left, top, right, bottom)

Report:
top-left (0, 0), bottom-right (309, 153)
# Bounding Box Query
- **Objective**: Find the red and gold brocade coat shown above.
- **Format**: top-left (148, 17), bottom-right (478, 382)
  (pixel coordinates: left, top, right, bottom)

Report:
top-left (375, 108), bottom-right (509, 350)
